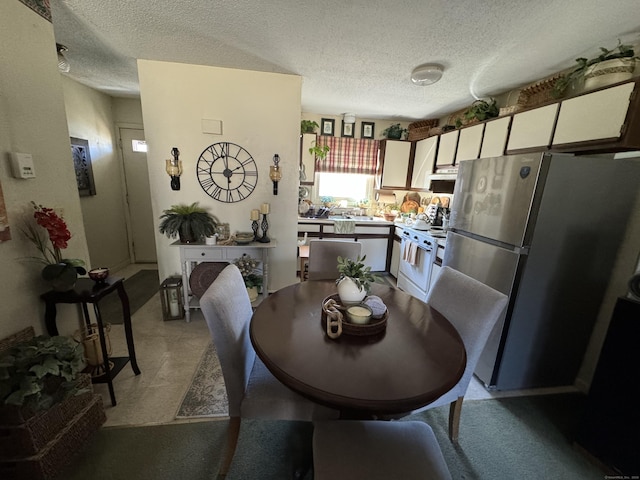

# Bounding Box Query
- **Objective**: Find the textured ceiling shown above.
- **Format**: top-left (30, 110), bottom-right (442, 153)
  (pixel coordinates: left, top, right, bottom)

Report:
top-left (51, 0), bottom-right (640, 121)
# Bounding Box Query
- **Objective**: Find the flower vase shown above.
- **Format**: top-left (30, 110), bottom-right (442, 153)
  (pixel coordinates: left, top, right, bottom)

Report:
top-left (337, 277), bottom-right (366, 305)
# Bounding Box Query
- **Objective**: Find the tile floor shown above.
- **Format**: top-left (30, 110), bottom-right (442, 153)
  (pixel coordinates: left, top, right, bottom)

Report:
top-left (97, 264), bottom-right (577, 428)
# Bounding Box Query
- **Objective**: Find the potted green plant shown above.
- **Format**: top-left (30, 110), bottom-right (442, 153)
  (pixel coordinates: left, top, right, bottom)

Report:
top-left (0, 334), bottom-right (86, 414)
top-left (381, 123), bottom-right (408, 140)
top-left (309, 141), bottom-right (330, 161)
top-left (455, 99), bottom-right (499, 128)
top-left (336, 255), bottom-right (381, 304)
top-left (159, 202), bottom-right (219, 244)
top-left (300, 120), bottom-right (319, 134)
top-left (553, 40), bottom-right (639, 97)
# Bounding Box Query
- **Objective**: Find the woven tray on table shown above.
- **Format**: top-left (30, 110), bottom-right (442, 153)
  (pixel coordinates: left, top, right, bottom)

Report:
top-left (407, 119), bottom-right (439, 141)
top-left (321, 294), bottom-right (388, 338)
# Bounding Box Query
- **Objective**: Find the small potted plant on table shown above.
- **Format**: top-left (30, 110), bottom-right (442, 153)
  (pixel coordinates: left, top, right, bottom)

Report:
top-left (336, 255), bottom-right (380, 305)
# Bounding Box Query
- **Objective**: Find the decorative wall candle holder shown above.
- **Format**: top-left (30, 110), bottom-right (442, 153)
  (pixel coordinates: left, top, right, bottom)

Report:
top-left (258, 213), bottom-right (270, 243)
top-left (251, 220), bottom-right (259, 241)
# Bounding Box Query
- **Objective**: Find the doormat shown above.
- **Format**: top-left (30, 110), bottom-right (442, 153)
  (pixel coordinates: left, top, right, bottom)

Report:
top-left (99, 269), bottom-right (159, 324)
top-left (176, 341), bottom-right (229, 418)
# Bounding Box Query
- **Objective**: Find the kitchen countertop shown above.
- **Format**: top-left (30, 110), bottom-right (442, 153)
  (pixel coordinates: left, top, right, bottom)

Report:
top-left (298, 216), bottom-right (394, 225)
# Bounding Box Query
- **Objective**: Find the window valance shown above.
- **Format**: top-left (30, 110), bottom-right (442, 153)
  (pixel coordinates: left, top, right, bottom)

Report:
top-left (315, 137), bottom-right (380, 175)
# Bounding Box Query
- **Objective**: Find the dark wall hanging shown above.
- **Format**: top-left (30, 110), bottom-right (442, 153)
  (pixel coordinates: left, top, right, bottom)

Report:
top-left (70, 137), bottom-right (96, 196)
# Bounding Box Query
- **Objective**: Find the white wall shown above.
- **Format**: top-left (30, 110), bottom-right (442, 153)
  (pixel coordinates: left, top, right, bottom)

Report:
top-left (62, 77), bottom-right (130, 271)
top-left (0, 1), bottom-right (90, 338)
top-left (138, 60), bottom-right (301, 289)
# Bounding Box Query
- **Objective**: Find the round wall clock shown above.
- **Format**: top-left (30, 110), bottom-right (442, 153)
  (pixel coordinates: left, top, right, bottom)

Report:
top-left (196, 142), bottom-right (258, 203)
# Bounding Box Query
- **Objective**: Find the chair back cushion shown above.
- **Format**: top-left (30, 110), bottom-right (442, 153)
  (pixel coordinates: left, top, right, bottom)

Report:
top-left (200, 264), bottom-right (255, 417)
top-left (307, 240), bottom-right (362, 281)
top-left (426, 266), bottom-right (508, 397)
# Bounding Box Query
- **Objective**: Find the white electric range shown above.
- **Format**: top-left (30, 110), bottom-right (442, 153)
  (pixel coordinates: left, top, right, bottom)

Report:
top-left (396, 226), bottom-right (446, 302)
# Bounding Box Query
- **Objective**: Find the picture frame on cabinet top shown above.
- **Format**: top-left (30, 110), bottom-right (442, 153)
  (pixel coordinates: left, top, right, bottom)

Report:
top-left (321, 118), bottom-right (335, 136)
top-left (342, 121), bottom-right (354, 138)
top-left (361, 122), bottom-right (375, 139)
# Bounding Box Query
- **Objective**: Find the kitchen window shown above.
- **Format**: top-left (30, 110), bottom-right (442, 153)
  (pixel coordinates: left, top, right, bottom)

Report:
top-left (316, 172), bottom-right (373, 202)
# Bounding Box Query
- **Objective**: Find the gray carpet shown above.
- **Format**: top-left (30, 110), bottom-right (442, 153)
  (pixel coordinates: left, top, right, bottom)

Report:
top-left (176, 342), bottom-right (228, 418)
top-left (99, 269), bottom-right (159, 324)
top-left (59, 393), bottom-right (604, 480)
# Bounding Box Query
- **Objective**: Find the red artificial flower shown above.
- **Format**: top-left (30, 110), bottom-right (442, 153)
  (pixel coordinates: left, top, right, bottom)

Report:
top-left (33, 206), bottom-right (71, 251)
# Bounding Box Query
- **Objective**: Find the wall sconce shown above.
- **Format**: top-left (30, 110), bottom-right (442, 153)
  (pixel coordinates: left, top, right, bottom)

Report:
top-left (269, 154), bottom-right (282, 195)
top-left (165, 147), bottom-right (183, 190)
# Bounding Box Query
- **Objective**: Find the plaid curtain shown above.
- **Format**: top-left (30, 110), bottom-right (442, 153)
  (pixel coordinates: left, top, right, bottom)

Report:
top-left (315, 137), bottom-right (380, 175)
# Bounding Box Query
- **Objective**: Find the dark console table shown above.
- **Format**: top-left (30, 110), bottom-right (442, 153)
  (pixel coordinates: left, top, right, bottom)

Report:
top-left (41, 276), bottom-right (141, 406)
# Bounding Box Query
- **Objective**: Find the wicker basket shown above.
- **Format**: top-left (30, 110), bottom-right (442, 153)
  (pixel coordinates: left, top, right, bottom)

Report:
top-left (0, 375), bottom-right (94, 458)
top-left (0, 396), bottom-right (105, 480)
top-left (407, 119), bottom-right (438, 141)
top-left (517, 73), bottom-right (564, 108)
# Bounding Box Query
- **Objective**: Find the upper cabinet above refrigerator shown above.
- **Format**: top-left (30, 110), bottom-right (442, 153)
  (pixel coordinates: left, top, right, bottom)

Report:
top-left (552, 82), bottom-right (635, 149)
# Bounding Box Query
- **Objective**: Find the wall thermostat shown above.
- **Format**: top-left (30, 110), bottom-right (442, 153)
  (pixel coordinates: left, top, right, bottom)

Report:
top-left (10, 152), bottom-right (36, 179)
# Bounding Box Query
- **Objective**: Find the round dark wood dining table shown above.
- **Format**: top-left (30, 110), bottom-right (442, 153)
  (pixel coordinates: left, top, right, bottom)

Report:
top-left (250, 280), bottom-right (467, 417)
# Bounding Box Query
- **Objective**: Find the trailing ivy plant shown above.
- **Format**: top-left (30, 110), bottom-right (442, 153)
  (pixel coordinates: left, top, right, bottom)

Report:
top-left (0, 335), bottom-right (86, 412)
top-left (309, 141), bottom-right (330, 160)
top-left (456, 99), bottom-right (499, 128)
top-left (552, 40), bottom-right (639, 97)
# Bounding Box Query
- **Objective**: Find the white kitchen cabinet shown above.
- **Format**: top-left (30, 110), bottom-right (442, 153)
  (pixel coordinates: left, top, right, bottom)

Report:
top-left (435, 130), bottom-right (459, 168)
top-left (410, 136), bottom-right (438, 189)
top-left (480, 116), bottom-right (511, 158)
top-left (379, 140), bottom-right (413, 189)
top-left (552, 82), bottom-right (635, 146)
top-left (300, 133), bottom-right (316, 185)
top-left (506, 103), bottom-right (558, 152)
top-left (455, 123), bottom-right (484, 162)
top-left (390, 236), bottom-right (401, 278)
top-left (428, 262), bottom-right (441, 295)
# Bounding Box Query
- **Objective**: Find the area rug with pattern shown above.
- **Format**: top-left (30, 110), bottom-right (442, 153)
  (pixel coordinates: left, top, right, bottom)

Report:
top-left (176, 341), bottom-right (229, 418)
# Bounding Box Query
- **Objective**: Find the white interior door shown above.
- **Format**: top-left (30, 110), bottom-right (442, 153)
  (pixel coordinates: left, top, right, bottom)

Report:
top-left (119, 127), bottom-right (157, 263)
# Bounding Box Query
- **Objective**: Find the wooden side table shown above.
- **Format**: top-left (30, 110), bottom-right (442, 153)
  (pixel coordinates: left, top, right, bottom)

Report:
top-left (40, 277), bottom-right (141, 406)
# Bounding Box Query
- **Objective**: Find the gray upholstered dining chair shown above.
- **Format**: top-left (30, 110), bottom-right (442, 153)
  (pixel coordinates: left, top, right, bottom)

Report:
top-left (312, 420), bottom-right (452, 480)
top-left (306, 240), bottom-right (362, 280)
top-left (398, 266), bottom-right (508, 443)
top-left (199, 264), bottom-right (339, 477)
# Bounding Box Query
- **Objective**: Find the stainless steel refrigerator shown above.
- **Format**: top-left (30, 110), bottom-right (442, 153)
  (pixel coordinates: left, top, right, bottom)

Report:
top-left (444, 152), bottom-right (640, 390)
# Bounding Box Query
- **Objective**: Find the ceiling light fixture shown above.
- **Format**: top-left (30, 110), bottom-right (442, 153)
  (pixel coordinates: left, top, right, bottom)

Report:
top-left (343, 113), bottom-right (356, 124)
top-left (411, 63), bottom-right (444, 86)
top-left (56, 43), bottom-right (70, 73)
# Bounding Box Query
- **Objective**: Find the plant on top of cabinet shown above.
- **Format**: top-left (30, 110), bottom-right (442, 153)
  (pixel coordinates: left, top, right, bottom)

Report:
top-left (455, 99), bottom-right (499, 128)
top-left (381, 123), bottom-right (408, 140)
top-left (553, 40), bottom-right (639, 97)
top-left (300, 120), bottom-right (319, 134)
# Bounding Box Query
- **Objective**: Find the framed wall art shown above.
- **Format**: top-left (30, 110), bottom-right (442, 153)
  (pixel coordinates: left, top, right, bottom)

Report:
top-left (70, 137), bottom-right (96, 196)
top-left (341, 121), bottom-right (354, 138)
top-left (361, 122), bottom-right (375, 139)
top-left (321, 118), bottom-right (335, 136)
